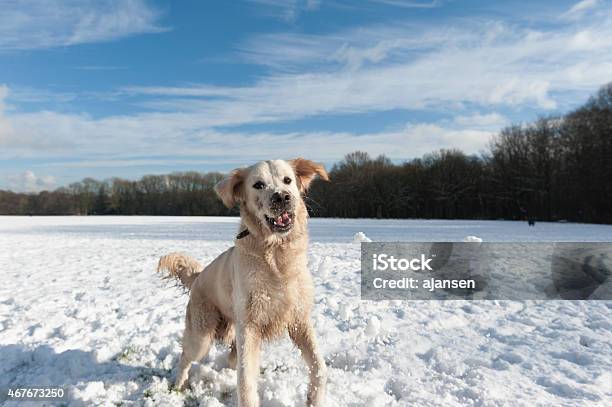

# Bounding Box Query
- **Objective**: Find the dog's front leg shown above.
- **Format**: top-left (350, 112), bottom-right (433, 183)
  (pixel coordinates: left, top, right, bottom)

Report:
top-left (236, 322), bottom-right (261, 407)
top-left (289, 320), bottom-right (327, 407)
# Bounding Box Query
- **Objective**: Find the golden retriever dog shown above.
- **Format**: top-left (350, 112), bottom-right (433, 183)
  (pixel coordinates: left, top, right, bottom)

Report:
top-left (158, 158), bottom-right (329, 407)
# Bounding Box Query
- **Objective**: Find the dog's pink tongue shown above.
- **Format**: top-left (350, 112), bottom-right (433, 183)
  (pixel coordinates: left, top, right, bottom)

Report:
top-left (276, 212), bottom-right (291, 225)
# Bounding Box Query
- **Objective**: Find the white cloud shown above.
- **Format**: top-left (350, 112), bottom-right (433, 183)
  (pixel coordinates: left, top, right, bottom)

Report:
top-left (6, 171), bottom-right (56, 193)
top-left (247, 0), bottom-right (440, 21)
top-left (567, 29), bottom-right (611, 51)
top-left (453, 113), bottom-right (509, 129)
top-left (247, 0), bottom-right (321, 22)
top-left (370, 0), bottom-right (440, 8)
top-left (237, 23), bottom-right (459, 70)
top-left (165, 15), bottom-right (612, 121)
top-left (0, 0), bottom-right (166, 50)
top-left (305, 0), bottom-right (321, 10)
top-left (0, 85), bottom-right (14, 141)
top-left (489, 79), bottom-right (556, 109)
top-left (561, 0), bottom-right (599, 20)
top-left (0, 99), bottom-right (494, 166)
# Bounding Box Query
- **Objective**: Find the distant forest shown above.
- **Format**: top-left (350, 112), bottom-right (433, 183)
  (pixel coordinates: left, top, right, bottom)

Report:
top-left (1, 84), bottom-right (611, 223)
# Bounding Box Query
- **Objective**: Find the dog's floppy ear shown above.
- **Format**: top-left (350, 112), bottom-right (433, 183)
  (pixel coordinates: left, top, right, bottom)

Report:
top-left (289, 158), bottom-right (329, 192)
top-left (215, 168), bottom-right (248, 208)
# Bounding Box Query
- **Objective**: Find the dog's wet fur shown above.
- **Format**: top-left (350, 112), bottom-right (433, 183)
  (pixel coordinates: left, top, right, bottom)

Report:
top-left (158, 158), bottom-right (329, 407)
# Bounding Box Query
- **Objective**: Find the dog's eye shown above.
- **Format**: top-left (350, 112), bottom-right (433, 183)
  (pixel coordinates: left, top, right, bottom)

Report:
top-left (253, 181), bottom-right (265, 190)
top-left (283, 177), bottom-right (292, 185)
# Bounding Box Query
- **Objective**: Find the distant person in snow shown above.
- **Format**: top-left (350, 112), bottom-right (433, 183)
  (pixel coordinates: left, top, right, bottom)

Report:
top-left (520, 206), bottom-right (535, 227)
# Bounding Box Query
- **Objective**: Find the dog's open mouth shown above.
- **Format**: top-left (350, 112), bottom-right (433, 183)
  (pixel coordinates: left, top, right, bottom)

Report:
top-left (264, 211), bottom-right (294, 232)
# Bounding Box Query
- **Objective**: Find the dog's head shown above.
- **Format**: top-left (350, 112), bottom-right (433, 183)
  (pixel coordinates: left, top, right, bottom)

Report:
top-left (215, 159), bottom-right (328, 237)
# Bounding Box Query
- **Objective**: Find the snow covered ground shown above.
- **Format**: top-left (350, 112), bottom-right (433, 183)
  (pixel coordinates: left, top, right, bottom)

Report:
top-left (0, 216), bottom-right (611, 406)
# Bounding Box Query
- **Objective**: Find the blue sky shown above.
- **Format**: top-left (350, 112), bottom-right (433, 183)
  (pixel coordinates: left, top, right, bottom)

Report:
top-left (1, 0), bottom-right (611, 192)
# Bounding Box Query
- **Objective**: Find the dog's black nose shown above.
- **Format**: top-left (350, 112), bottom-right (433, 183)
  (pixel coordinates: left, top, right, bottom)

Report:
top-left (272, 192), bottom-right (291, 204)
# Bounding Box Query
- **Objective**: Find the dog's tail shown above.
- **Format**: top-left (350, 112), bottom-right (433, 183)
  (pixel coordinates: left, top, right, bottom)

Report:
top-left (157, 252), bottom-right (203, 290)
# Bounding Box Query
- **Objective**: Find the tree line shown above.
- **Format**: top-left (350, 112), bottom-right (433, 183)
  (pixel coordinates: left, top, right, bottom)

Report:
top-left (0, 172), bottom-right (228, 217)
top-left (1, 84), bottom-right (611, 223)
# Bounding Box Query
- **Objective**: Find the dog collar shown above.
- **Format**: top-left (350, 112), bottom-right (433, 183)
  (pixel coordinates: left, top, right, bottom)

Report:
top-left (236, 229), bottom-right (250, 239)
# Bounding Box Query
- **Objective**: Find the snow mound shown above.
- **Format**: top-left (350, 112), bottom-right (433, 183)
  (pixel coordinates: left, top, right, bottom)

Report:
top-left (365, 316), bottom-right (381, 337)
top-left (189, 364), bottom-right (237, 398)
top-left (317, 256), bottom-right (333, 278)
top-left (338, 303), bottom-right (353, 321)
top-left (353, 232), bottom-right (372, 243)
top-left (463, 235), bottom-right (483, 243)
